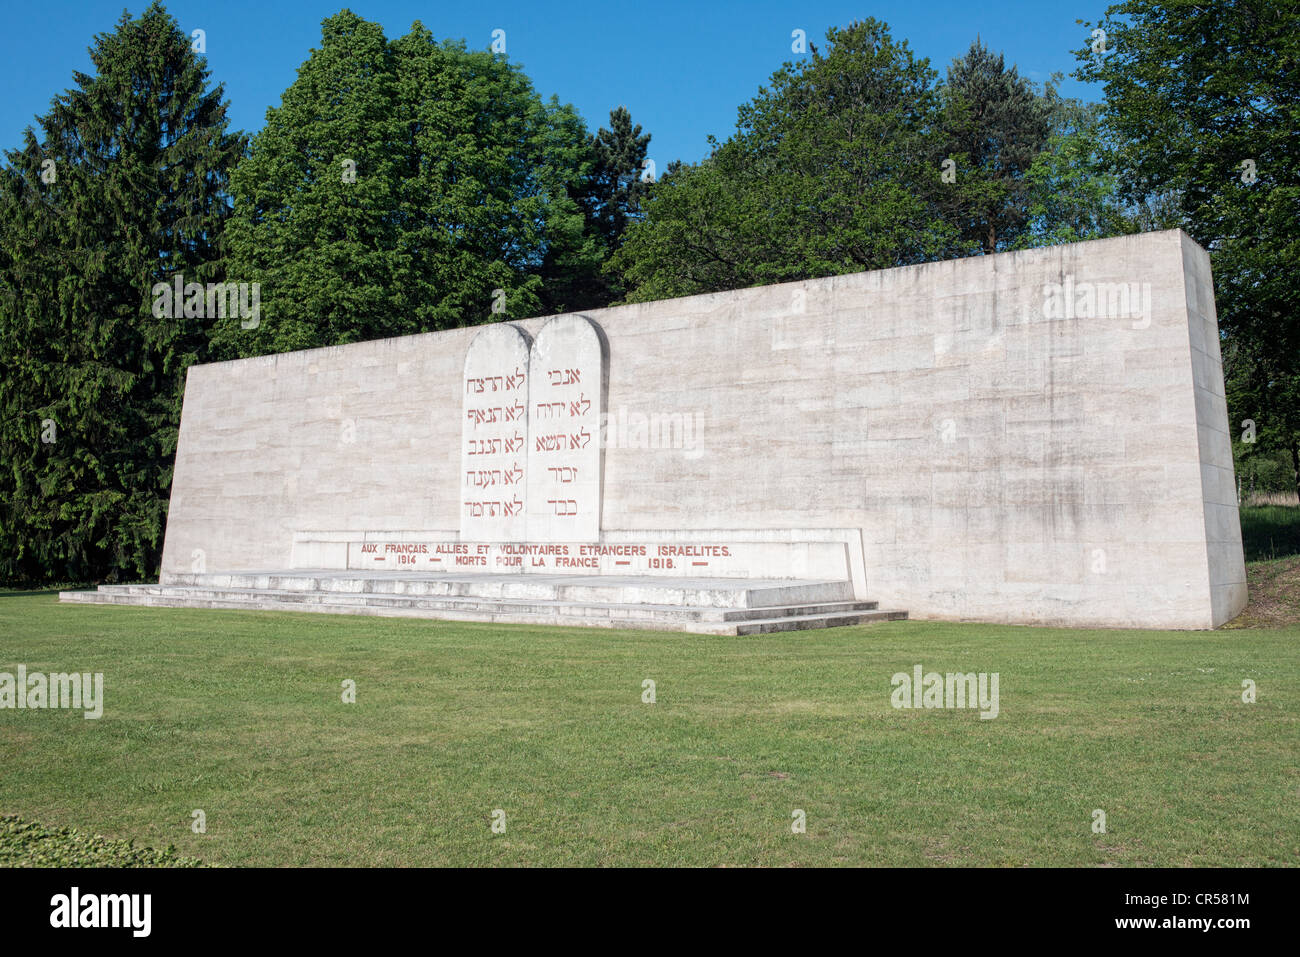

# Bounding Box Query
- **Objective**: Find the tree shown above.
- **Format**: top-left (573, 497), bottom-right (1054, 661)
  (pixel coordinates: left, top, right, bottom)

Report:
top-left (213, 10), bottom-right (399, 356)
top-left (1225, 326), bottom-right (1300, 501)
top-left (545, 106), bottom-right (652, 308)
top-left (1076, 0), bottom-right (1300, 496)
top-left (938, 40), bottom-right (1052, 254)
top-left (611, 19), bottom-right (956, 302)
top-left (0, 2), bottom-right (243, 584)
top-left (1012, 78), bottom-right (1137, 249)
top-left (214, 11), bottom-right (596, 358)
top-left (584, 107), bottom-right (652, 251)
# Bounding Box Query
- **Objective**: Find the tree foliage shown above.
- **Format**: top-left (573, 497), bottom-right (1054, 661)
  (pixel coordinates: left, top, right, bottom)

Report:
top-left (0, 2), bottom-right (243, 584)
top-left (938, 39), bottom-right (1051, 253)
top-left (612, 20), bottom-right (957, 301)
top-left (612, 22), bottom-right (1132, 302)
top-left (1012, 78), bottom-right (1138, 248)
top-left (583, 107), bottom-right (652, 251)
top-left (1076, 0), bottom-right (1300, 495)
top-left (213, 10), bottom-right (597, 357)
top-left (560, 106), bottom-right (652, 306)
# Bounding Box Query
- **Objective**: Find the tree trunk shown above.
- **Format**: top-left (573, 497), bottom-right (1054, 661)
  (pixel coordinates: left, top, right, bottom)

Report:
top-left (1291, 441), bottom-right (1300, 501)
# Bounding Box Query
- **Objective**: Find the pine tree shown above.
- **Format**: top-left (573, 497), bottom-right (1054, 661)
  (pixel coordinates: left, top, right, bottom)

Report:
top-left (939, 39), bottom-right (1051, 254)
top-left (538, 106), bottom-right (652, 310)
top-left (0, 2), bottom-right (243, 584)
top-left (584, 107), bottom-right (652, 252)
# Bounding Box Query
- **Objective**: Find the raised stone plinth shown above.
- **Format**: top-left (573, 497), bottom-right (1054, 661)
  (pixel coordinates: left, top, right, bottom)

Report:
top-left (289, 527), bottom-right (868, 592)
top-left (59, 571), bottom-right (907, 636)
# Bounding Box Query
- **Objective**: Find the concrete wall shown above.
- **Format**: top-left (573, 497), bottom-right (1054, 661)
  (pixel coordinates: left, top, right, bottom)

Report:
top-left (1181, 235), bottom-right (1248, 623)
top-left (161, 229), bottom-right (1247, 628)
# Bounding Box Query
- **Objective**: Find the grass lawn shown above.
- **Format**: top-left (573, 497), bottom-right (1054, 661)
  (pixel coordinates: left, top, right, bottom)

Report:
top-left (1, 591), bottom-right (1296, 867)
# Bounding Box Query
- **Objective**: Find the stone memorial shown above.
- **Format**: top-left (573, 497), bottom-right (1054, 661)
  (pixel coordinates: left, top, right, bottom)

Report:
top-left (63, 230), bottom-right (1247, 632)
top-left (460, 323), bottom-right (530, 543)
top-left (523, 314), bottom-right (604, 544)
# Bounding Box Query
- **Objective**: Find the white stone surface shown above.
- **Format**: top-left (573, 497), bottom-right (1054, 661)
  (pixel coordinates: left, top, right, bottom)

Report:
top-left (1180, 234), bottom-right (1247, 624)
top-left (299, 529), bottom-right (858, 582)
top-left (60, 572), bottom-right (902, 635)
top-left (525, 315), bottom-right (604, 542)
top-left (460, 323), bottom-right (531, 540)
top-left (159, 230), bottom-right (1248, 629)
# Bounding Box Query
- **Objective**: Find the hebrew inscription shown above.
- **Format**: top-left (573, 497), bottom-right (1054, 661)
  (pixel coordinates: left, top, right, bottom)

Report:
top-left (460, 316), bottom-right (604, 543)
top-left (460, 324), bottom-right (531, 540)
top-left (525, 315), bottom-right (604, 542)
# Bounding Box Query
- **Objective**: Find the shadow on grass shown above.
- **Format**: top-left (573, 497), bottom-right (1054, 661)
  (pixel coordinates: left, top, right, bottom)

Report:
top-left (1240, 505), bottom-right (1300, 562)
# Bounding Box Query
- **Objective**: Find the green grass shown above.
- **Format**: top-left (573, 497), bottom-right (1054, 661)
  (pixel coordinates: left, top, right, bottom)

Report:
top-left (1240, 505), bottom-right (1300, 562)
top-left (2, 594), bottom-right (1297, 866)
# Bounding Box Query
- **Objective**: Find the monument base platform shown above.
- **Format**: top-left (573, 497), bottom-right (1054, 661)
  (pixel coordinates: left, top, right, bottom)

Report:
top-left (59, 570), bottom-right (908, 635)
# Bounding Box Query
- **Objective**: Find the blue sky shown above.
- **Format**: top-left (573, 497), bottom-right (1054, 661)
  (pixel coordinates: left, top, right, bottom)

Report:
top-left (2, 1), bottom-right (1111, 166)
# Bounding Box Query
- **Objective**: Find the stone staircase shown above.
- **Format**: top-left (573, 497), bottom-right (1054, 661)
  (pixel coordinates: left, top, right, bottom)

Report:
top-left (59, 570), bottom-right (907, 635)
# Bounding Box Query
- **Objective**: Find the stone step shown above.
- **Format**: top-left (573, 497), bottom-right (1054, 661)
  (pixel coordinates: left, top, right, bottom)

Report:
top-left (83, 583), bottom-right (881, 623)
top-left (728, 609), bottom-right (910, 635)
top-left (58, 583), bottom-right (907, 635)
top-left (157, 570), bottom-right (854, 609)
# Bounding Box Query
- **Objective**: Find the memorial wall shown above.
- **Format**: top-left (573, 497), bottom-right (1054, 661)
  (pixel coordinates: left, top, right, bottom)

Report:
top-left (159, 229), bottom-right (1246, 629)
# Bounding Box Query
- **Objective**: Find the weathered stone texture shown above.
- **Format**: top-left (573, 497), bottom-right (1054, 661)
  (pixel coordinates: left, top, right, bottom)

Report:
top-left (160, 230), bottom-right (1246, 628)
